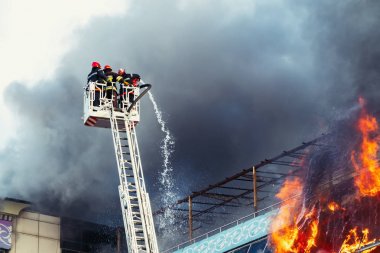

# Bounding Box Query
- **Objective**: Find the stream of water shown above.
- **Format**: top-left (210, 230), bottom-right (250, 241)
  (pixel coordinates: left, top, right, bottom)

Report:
top-left (148, 91), bottom-right (178, 231)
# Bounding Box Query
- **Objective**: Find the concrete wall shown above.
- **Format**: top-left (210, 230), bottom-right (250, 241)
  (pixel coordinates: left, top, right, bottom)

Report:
top-left (10, 211), bottom-right (61, 253)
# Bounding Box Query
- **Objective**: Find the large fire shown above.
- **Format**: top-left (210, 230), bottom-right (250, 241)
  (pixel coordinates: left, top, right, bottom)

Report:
top-left (269, 99), bottom-right (380, 253)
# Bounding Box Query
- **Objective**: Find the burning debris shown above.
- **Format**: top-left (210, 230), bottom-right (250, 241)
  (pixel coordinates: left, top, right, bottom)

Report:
top-left (268, 99), bottom-right (380, 253)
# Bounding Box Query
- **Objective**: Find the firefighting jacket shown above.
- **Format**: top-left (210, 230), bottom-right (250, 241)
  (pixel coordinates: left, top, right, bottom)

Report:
top-left (118, 73), bottom-right (141, 95)
top-left (104, 70), bottom-right (118, 91)
top-left (87, 67), bottom-right (107, 83)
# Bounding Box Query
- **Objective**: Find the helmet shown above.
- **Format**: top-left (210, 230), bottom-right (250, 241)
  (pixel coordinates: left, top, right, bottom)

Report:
top-left (104, 65), bottom-right (112, 71)
top-left (118, 68), bottom-right (125, 75)
top-left (92, 61), bottom-right (101, 68)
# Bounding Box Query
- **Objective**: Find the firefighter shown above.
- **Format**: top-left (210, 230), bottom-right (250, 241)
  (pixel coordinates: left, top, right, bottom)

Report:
top-left (129, 73), bottom-right (141, 103)
top-left (116, 68), bottom-right (132, 108)
top-left (87, 61), bottom-right (107, 107)
top-left (103, 65), bottom-right (118, 108)
top-left (117, 69), bottom-right (141, 107)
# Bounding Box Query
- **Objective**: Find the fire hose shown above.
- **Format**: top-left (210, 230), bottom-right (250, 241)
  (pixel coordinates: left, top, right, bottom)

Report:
top-left (126, 80), bottom-right (151, 113)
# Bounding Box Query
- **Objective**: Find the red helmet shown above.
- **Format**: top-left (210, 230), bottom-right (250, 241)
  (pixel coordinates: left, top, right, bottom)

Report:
top-left (92, 61), bottom-right (101, 68)
top-left (118, 68), bottom-right (125, 75)
top-left (104, 65), bottom-right (112, 71)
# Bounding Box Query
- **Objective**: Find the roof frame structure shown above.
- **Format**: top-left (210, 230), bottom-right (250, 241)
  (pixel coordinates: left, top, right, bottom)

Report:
top-left (154, 134), bottom-right (328, 240)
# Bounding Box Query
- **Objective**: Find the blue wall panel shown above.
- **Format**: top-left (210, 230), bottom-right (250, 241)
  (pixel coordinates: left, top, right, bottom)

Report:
top-left (174, 210), bottom-right (277, 253)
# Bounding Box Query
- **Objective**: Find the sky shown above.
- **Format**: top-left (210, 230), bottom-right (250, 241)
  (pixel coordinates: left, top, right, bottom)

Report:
top-left (0, 0), bottom-right (380, 237)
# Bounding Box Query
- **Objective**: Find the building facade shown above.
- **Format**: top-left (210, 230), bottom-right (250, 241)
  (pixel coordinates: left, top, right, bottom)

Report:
top-left (0, 198), bottom-right (60, 253)
top-left (0, 199), bottom-right (126, 253)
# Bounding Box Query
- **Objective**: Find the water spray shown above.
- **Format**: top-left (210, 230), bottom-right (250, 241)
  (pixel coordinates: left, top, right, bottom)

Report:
top-left (142, 80), bottom-right (178, 231)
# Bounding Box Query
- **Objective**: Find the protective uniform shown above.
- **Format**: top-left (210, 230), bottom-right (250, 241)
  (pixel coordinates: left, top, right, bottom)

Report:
top-left (117, 70), bottom-right (141, 108)
top-left (87, 62), bottom-right (107, 107)
top-left (116, 69), bottom-right (133, 108)
top-left (128, 74), bottom-right (141, 103)
top-left (104, 65), bottom-right (118, 108)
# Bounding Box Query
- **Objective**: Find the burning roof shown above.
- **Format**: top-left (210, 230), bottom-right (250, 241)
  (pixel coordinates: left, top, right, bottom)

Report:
top-left (269, 99), bottom-right (380, 253)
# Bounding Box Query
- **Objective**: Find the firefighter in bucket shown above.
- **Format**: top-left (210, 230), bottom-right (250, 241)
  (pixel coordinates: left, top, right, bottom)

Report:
top-left (87, 61), bottom-right (107, 107)
top-left (117, 69), bottom-right (141, 109)
top-left (104, 65), bottom-right (118, 108)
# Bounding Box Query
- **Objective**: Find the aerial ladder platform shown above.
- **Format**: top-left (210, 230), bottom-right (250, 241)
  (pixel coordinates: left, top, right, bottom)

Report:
top-left (83, 81), bottom-right (159, 253)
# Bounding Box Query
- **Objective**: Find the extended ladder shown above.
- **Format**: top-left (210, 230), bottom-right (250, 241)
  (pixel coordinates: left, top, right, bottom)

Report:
top-left (109, 107), bottom-right (159, 253)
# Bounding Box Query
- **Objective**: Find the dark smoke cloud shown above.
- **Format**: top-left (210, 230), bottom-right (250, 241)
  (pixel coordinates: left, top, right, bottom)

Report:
top-left (2, 76), bottom-right (122, 223)
top-left (0, 0), bottom-right (379, 236)
top-left (300, 1), bottom-right (380, 112)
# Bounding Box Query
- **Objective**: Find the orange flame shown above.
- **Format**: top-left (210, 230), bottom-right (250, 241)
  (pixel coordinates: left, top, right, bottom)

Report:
top-left (269, 99), bottom-right (380, 252)
top-left (327, 201), bottom-right (345, 213)
top-left (305, 217), bottom-right (319, 252)
top-left (269, 178), bottom-right (303, 253)
top-left (351, 100), bottom-right (380, 197)
top-left (270, 178), bottom-right (320, 253)
top-left (339, 227), bottom-right (377, 253)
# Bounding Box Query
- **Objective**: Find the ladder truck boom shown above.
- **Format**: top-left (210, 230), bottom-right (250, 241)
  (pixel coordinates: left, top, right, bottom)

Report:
top-left (83, 81), bottom-right (159, 253)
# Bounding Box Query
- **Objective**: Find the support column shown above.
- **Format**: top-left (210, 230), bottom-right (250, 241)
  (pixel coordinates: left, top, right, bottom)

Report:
top-left (188, 196), bottom-right (193, 240)
top-left (253, 166), bottom-right (257, 212)
top-left (116, 227), bottom-right (121, 253)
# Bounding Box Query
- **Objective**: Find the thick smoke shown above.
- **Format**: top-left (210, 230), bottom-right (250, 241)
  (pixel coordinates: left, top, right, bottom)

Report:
top-left (0, 0), bottom-right (379, 238)
top-left (1, 76), bottom-right (122, 223)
